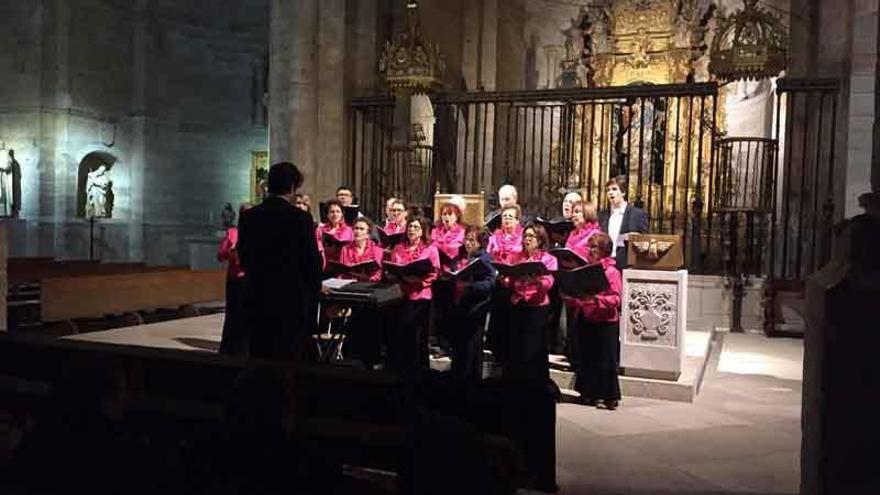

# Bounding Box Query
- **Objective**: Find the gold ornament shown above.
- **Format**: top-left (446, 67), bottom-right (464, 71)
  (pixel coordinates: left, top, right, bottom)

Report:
top-left (378, 1), bottom-right (445, 95)
top-left (709, 0), bottom-right (788, 81)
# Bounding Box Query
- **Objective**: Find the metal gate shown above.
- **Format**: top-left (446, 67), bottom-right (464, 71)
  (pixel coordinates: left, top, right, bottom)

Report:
top-left (763, 78), bottom-right (840, 334)
top-left (349, 84), bottom-right (720, 271)
top-left (771, 78), bottom-right (840, 282)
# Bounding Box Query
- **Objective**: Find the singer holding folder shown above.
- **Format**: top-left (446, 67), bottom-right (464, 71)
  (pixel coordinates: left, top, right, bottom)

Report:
top-left (329, 217), bottom-right (385, 366)
top-left (486, 204), bottom-right (525, 367)
top-left (337, 217), bottom-right (383, 282)
top-left (564, 233), bottom-right (622, 410)
top-left (506, 224), bottom-right (558, 384)
top-left (441, 226), bottom-right (495, 380)
top-left (316, 199), bottom-right (354, 265)
top-left (385, 217), bottom-right (440, 372)
top-left (565, 200), bottom-right (602, 258)
top-left (430, 202), bottom-right (467, 357)
top-left (431, 202), bottom-right (466, 267)
top-left (558, 200), bottom-right (602, 358)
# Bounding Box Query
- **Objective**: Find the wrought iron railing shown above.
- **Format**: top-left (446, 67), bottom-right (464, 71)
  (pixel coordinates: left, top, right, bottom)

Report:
top-left (349, 83), bottom-right (720, 272)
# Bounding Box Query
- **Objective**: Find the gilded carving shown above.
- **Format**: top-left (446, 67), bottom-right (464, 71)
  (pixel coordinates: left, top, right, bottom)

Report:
top-left (378, 1), bottom-right (445, 95)
top-left (627, 283), bottom-right (677, 346)
top-left (632, 238), bottom-right (675, 260)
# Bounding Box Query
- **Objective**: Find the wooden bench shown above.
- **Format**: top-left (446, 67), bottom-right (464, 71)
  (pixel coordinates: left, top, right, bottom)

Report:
top-left (0, 335), bottom-right (529, 493)
top-left (39, 269), bottom-right (225, 332)
top-left (8, 260), bottom-right (188, 287)
top-left (6, 260), bottom-right (197, 333)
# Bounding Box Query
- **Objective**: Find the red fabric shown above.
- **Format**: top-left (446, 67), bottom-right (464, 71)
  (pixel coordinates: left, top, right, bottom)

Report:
top-left (383, 220), bottom-right (406, 234)
top-left (431, 224), bottom-right (465, 261)
top-left (565, 222), bottom-right (601, 260)
top-left (338, 240), bottom-right (384, 282)
top-left (487, 225), bottom-right (524, 264)
top-left (389, 242), bottom-right (440, 300)
top-left (217, 227), bottom-right (245, 279)
top-left (509, 250), bottom-right (557, 307)
top-left (567, 256), bottom-right (621, 322)
top-left (315, 221), bottom-right (354, 263)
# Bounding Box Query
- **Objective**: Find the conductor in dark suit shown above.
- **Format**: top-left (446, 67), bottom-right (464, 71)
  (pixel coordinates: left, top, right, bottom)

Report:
top-left (598, 176), bottom-right (649, 270)
top-left (238, 162), bottom-right (322, 359)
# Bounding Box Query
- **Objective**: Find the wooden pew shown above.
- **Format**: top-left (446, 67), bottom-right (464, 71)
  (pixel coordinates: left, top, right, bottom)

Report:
top-left (6, 261), bottom-right (191, 333)
top-left (39, 269), bottom-right (226, 331)
top-left (7, 256), bottom-right (54, 264)
top-left (8, 260), bottom-right (187, 287)
top-left (8, 259), bottom-right (98, 286)
top-left (0, 334), bottom-right (528, 492)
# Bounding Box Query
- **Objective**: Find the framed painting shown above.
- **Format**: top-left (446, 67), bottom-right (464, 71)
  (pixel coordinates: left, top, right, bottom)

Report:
top-left (250, 151), bottom-right (269, 204)
top-left (433, 193), bottom-right (485, 227)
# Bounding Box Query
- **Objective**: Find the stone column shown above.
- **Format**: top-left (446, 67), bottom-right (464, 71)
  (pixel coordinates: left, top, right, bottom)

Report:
top-left (0, 223), bottom-right (6, 332)
top-left (316, 0), bottom-right (346, 198)
top-left (345, 0), bottom-right (380, 96)
top-left (127, 0), bottom-right (148, 262)
top-left (873, 3), bottom-right (880, 194)
top-left (270, 0), bottom-right (347, 203)
top-left (492, 0), bottom-right (526, 189)
top-left (41, 0), bottom-right (71, 257)
top-left (268, 0), bottom-right (318, 193)
top-left (843, 0), bottom-right (877, 217)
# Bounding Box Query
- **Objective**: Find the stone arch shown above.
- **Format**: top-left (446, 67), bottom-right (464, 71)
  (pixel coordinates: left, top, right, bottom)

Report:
top-left (76, 151), bottom-right (117, 218)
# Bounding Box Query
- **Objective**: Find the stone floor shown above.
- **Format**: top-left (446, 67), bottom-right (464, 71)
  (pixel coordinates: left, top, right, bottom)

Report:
top-left (552, 331), bottom-right (802, 495)
top-left (67, 316), bottom-right (803, 495)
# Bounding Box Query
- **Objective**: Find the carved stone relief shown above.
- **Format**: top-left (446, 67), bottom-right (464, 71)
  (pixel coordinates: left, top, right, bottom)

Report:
top-left (627, 282), bottom-right (677, 346)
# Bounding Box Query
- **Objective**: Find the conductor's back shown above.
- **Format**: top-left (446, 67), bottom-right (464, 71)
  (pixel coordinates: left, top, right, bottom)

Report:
top-left (238, 162), bottom-right (321, 359)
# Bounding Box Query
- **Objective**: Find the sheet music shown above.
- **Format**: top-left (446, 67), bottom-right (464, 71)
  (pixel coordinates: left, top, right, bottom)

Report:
top-left (322, 278), bottom-right (354, 291)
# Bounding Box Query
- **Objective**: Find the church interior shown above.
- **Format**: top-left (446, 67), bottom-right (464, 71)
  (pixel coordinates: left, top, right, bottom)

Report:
top-left (1, 0), bottom-right (878, 494)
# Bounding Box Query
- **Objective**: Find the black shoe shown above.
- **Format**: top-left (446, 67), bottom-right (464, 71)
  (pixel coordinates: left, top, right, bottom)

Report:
top-left (579, 396), bottom-right (598, 407)
top-left (603, 399), bottom-right (619, 410)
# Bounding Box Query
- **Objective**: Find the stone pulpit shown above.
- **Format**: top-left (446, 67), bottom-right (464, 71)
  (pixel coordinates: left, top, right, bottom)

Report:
top-left (620, 268), bottom-right (688, 381)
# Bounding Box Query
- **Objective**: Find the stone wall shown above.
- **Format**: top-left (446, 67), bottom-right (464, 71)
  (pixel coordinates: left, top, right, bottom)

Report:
top-left (0, 0), bottom-right (268, 264)
top-left (790, 0), bottom-right (878, 220)
top-left (687, 275), bottom-right (765, 332)
top-left (0, 223), bottom-right (6, 332)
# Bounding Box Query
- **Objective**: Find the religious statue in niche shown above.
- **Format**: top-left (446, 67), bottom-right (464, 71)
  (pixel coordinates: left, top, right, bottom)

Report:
top-left (85, 164), bottom-right (113, 218)
top-left (561, 17), bottom-right (584, 62)
top-left (221, 203), bottom-right (236, 229)
top-left (0, 149), bottom-right (22, 218)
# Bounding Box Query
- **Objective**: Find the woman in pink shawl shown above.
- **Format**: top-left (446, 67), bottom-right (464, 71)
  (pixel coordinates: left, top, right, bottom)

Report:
top-left (563, 233), bottom-right (622, 410)
top-left (486, 204), bottom-right (524, 366)
top-left (315, 199), bottom-right (354, 265)
top-left (505, 224), bottom-right (558, 383)
top-left (385, 216), bottom-right (440, 372)
top-left (564, 200), bottom-right (602, 260)
top-left (431, 202), bottom-right (466, 267)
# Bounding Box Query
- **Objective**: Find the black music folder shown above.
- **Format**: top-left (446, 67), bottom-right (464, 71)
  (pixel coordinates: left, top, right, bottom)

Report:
top-left (553, 264), bottom-right (609, 297)
top-left (325, 281), bottom-right (403, 307)
top-left (377, 228), bottom-right (406, 247)
top-left (437, 244), bottom-right (466, 266)
top-left (445, 258), bottom-right (493, 280)
top-left (321, 232), bottom-right (350, 248)
top-left (319, 202), bottom-right (360, 225)
top-left (492, 261), bottom-right (550, 278)
top-left (326, 260), bottom-right (380, 279)
top-left (484, 209), bottom-right (502, 231)
top-left (549, 248), bottom-right (589, 270)
top-left (535, 217), bottom-right (574, 238)
top-left (384, 258), bottom-right (434, 279)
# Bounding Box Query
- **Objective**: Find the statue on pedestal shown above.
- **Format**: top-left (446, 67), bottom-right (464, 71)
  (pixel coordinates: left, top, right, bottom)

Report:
top-left (221, 203), bottom-right (236, 229)
top-left (0, 149), bottom-right (21, 218)
top-left (561, 17), bottom-right (584, 62)
top-left (85, 164), bottom-right (113, 218)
